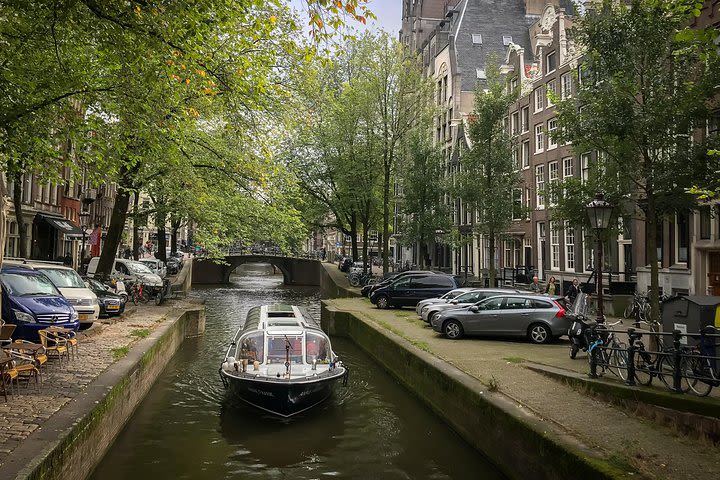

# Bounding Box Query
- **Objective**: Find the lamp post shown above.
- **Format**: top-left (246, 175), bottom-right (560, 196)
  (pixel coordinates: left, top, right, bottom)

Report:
top-left (586, 193), bottom-right (613, 323)
top-left (79, 211), bottom-right (90, 264)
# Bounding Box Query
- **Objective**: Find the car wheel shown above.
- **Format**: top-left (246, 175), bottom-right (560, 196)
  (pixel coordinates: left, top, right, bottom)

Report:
top-left (429, 311), bottom-right (440, 324)
top-left (443, 319), bottom-right (463, 339)
top-left (528, 323), bottom-right (551, 344)
top-left (376, 296), bottom-right (390, 309)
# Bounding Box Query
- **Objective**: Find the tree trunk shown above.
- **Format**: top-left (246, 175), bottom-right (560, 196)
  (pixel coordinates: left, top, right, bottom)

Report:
top-left (96, 184), bottom-right (131, 277)
top-left (362, 225), bottom-right (369, 274)
top-left (12, 174), bottom-right (27, 258)
top-left (382, 155), bottom-right (391, 274)
top-left (489, 233), bottom-right (496, 288)
top-left (171, 217), bottom-right (181, 254)
top-left (350, 213), bottom-right (359, 261)
top-left (132, 193), bottom-right (140, 260)
top-left (646, 193), bottom-right (660, 325)
top-left (156, 209), bottom-right (167, 262)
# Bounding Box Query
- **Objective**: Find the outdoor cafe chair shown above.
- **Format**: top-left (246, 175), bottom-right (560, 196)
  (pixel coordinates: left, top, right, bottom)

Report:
top-left (38, 330), bottom-right (69, 368)
top-left (10, 340), bottom-right (47, 383)
top-left (0, 324), bottom-right (17, 347)
top-left (8, 351), bottom-right (40, 391)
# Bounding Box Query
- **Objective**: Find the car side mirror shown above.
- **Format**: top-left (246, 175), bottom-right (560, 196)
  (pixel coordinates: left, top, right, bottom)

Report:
top-left (469, 306), bottom-right (479, 313)
top-left (450, 300), bottom-right (458, 304)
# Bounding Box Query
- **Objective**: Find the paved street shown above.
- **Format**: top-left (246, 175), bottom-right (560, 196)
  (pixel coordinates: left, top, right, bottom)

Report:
top-left (324, 263), bottom-right (720, 479)
top-left (0, 301), bottom-right (194, 467)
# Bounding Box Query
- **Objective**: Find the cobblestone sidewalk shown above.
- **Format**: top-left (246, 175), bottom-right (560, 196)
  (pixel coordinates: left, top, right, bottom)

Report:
top-left (0, 301), bottom-right (192, 467)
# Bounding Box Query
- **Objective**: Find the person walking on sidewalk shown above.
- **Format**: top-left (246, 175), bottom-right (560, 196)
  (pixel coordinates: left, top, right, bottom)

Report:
top-left (545, 276), bottom-right (558, 295)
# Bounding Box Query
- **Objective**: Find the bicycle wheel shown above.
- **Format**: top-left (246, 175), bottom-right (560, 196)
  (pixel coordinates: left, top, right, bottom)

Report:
top-left (131, 288), bottom-right (140, 306)
top-left (657, 354), bottom-right (691, 392)
top-left (638, 303), bottom-right (650, 323)
top-left (686, 354), bottom-right (713, 397)
top-left (348, 274), bottom-right (360, 287)
top-left (154, 288), bottom-right (164, 306)
top-left (623, 302), bottom-right (634, 319)
top-left (609, 342), bottom-right (628, 380)
top-left (633, 351), bottom-right (654, 386)
top-left (140, 288), bottom-right (151, 304)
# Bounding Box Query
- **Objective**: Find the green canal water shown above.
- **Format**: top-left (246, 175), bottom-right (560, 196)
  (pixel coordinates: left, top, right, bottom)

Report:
top-left (88, 266), bottom-right (504, 480)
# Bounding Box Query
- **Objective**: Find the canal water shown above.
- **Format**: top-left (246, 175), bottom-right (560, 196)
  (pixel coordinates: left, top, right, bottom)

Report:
top-left (89, 266), bottom-right (504, 480)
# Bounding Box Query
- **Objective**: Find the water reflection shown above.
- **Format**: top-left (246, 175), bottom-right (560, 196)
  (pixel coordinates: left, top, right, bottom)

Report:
top-left (88, 271), bottom-right (504, 480)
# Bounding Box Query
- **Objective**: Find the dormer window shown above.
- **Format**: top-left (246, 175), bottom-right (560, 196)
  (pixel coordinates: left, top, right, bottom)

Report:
top-left (503, 35), bottom-right (513, 46)
top-left (476, 68), bottom-right (486, 79)
top-left (472, 34), bottom-right (482, 45)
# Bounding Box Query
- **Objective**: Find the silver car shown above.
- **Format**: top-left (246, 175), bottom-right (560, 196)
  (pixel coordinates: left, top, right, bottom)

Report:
top-left (431, 294), bottom-right (570, 344)
top-left (422, 288), bottom-right (521, 324)
top-left (415, 288), bottom-right (474, 317)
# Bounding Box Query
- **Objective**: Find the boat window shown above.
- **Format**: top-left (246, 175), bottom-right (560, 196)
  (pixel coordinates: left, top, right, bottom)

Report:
top-left (306, 332), bottom-right (331, 364)
top-left (267, 335), bottom-right (303, 364)
top-left (239, 332), bottom-right (264, 363)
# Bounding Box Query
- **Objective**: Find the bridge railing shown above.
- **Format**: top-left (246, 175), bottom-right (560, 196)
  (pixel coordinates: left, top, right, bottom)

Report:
top-left (223, 247), bottom-right (320, 260)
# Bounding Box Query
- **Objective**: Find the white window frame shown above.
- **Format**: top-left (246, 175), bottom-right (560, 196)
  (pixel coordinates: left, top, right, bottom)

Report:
top-left (535, 123), bottom-right (544, 153)
top-left (512, 188), bottom-right (522, 220)
top-left (521, 140), bottom-right (530, 168)
top-left (563, 156), bottom-right (574, 179)
top-left (534, 86), bottom-right (544, 113)
top-left (565, 222), bottom-right (575, 271)
top-left (535, 165), bottom-right (545, 209)
top-left (546, 51), bottom-right (557, 75)
top-left (472, 34), bottom-right (483, 44)
top-left (547, 118), bottom-right (558, 150)
top-left (675, 213), bottom-right (689, 265)
top-left (546, 79), bottom-right (556, 107)
top-left (511, 111), bottom-right (519, 135)
top-left (548, 161), bottom-right (559, 206)
top-left (476, 68), bottom-right (486, 79)
top-left (521, 106), bottom-right (529, 133)
top-left (550, 221), bottom-right (560, 270)
top-left (580, 152), bottom-right (591, 183)
top-left (503, 35), bottom-right (513, 46)
top-left (561, 72), bottom-right (572, 100)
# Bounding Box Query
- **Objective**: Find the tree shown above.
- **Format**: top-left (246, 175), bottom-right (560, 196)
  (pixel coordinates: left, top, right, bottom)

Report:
top-left (553, 0), bottom-right (720, 323)
top-left (396, 132), bottom-right (452, 268)
top-left (455, 64), bottom-right (520, 286)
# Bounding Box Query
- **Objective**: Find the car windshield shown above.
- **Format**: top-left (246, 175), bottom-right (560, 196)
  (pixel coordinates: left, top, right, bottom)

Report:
top-left (37, 268), bottom-right (85, 288)
top-left (455, 291), bottom-right (478, 302)
top-left (86, 278), bottom-right (108, 291)
top-left (1, 272), bottom-right (60, 296)
top-left (139, 260), bottom-right (156, 269)
top-left (126, 262), bottom-right (153, 274)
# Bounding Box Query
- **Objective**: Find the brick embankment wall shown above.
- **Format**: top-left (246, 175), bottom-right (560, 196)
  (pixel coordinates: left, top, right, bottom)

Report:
top-left (321, 303), bottom-right (624, 480)
top-left (2, 306), bottom-right (205, 480)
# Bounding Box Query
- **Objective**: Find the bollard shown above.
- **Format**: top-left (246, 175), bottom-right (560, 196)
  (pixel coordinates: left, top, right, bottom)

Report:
top-left (626, 328), bottom-right (636, 386)
top-left (673, 329), bottom-right (683, 393)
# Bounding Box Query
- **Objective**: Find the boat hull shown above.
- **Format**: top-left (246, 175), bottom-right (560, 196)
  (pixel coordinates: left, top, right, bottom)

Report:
top-left (220, 368), bottom-right (346, 417)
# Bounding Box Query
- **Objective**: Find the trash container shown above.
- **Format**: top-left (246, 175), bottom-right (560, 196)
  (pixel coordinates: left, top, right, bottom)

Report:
top-left (661, 295), bottom-right (720, 347)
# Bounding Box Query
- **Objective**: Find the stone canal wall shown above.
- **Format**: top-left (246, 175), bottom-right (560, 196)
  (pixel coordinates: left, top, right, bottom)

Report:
top-left (321, 303), bottom-right (620, 480)
top-left (6, 307), bottom-right (205, 480)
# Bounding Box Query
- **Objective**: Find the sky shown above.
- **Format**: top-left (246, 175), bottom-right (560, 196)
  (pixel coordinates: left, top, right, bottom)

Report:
top-left (288, 0), bottom-right (402, 35)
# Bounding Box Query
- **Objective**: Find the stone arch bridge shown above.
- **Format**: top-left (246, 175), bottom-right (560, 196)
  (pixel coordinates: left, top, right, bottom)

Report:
top-left (191, 254), bottom-right (322, 286)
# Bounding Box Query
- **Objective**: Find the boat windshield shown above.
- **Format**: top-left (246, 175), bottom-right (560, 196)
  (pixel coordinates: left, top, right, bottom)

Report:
top-left (306, 332), bottom-right (331, 364)
top-left (267, 335), bottom-right (303, 364)
top-left (238, 332), bottom-right (264, 363)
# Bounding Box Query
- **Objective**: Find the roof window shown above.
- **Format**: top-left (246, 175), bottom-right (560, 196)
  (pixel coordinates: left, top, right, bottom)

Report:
top-left (472, 34), bottom-right (482, 45)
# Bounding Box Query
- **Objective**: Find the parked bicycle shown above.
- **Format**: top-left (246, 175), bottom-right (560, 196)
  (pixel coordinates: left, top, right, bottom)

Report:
top-left (153, 278), bottom-right (173, 306)
top-left (684, 326), bottom-right (720, 396)
top-left (623, 291), bottom-right (650, 323)
top-left (129, 282), bottom-right (150, 305)
top-left (348, 271), bottom-right (376, 287)
top-left (587, 320), bottom-right (629, 380)
top-left (626, 326), bottom-right (691, 392)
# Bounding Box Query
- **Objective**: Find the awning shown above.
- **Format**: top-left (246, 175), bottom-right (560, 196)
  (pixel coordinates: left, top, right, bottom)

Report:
top-left (37, 214), bottom-right (84, 238)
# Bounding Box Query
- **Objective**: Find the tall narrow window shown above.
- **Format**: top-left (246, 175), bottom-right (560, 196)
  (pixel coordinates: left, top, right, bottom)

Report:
top-left (550, 221), bottom-right (560, 269)
top-left (512, 188), bottom-right (522, 220)
top-left (534, 86), bottom-right (544, 112)
top-left (522, 140), bottom-right (530, 168)
top-left (546, 51), bottom-right (557, 74)
top-left (547, 118), bottom-right (558, 149)
top-left (548, 161), bottom-right (559, 205)
top-left (580, 152), bottom-right (591, 183)
top-left (546, 79), bottom-right (556, 107)
top-left (700, 206), bottom-right (711, 239)
top-left (565, 223), bottom-right (575, 270)
top-left (535, 124), bottom-right (544, 152)
top-left (535, 165), bottom-right (545, 209)
top-left (563, 157), bottom-right (574, 178)
top-left (521, 106), bottom-right (529, 133)
top-left (561, 72), bottom-right (572, 100)
top-left (676, 212), bottom-right (689, 264)
top-left (511, 111), bottom-right (519, 135)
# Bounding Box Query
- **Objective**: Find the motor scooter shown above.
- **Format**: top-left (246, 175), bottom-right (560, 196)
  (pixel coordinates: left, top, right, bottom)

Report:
top-left (566, 292), bottom-right (597, 359)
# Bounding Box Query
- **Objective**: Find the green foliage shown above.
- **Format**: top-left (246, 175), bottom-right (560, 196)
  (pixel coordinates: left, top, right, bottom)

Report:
top-left (111, 346), bottom-right (130, 360)
top-left (130, 329), bottom-right (150, 339)
top-left (454, 60), bottom-right (520, 282)
top-left (553, 0), bottom-right (720, 321)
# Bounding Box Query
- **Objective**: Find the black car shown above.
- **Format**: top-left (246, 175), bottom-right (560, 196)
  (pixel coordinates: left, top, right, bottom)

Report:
top-left (369, 273), bottom-right (461, 309)
top-left (83, 277), bottom-right (126, 318)
top-left (365, 270), bottom-right (442, 298)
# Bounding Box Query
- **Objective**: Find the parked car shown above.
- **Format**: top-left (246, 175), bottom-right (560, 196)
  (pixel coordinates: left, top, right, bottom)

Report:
top-left (431, 293), bottom-right (569, 344)
top-left (366, 270), bottom-right (445, 298)
top-left (421, 288), bottom-right (522, 324)
top-left (139, 258), bottom-right (167, 278)
top-left (83, 277), bottom-right (126, 318)
top-left (4, 260), bottom-right (100, 326)
top-left (415, 288), bottom-right (476, 316)
top-left (0, 265), bottom-right (79, 341)
top-left (369, 273), bottom-right (461, 309)
top-left (86, 257), bottom-right (164, 294)
top-left (166, 257), bottom-right (182, 275)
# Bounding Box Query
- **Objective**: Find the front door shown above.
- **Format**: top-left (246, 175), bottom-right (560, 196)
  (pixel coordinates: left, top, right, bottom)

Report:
top-left (464, 296), bottom-right (506, 335)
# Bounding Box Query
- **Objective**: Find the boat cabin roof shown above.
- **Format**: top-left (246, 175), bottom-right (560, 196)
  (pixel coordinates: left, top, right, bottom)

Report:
top-left (239, 304), bottom-right (323, 337)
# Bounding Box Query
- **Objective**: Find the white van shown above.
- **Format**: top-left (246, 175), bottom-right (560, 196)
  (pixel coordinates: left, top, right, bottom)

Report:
top-left (21, 261), bottom-right (100, 325)
top-left (86, 257), bottom-right (163, 291)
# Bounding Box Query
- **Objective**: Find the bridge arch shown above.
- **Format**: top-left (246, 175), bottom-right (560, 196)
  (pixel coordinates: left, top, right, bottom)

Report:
top-left (191, 255), bottom-right (321, 286)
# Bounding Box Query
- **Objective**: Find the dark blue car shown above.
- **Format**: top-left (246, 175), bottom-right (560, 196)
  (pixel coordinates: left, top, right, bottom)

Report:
top-left (369, 273), bottom-right (461, 309)
top-left (0, 266), bottom-right (79, 341)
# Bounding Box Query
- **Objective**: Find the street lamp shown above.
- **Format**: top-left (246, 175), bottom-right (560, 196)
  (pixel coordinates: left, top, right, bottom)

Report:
top-left (79, 210), bottom-right (90, 263)
top-left (586, 193), bottom-right (613, 323)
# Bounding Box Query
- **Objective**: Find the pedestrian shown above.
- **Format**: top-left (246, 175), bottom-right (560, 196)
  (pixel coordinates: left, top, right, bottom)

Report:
top-left (63, 253), bottom-right (72, 267)
top-left (546, 276), bottom-right (558, 295)
top-left (566, 278), bottom-right (580, 305)
top-left (530, 276), bottom-right (540, 292)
